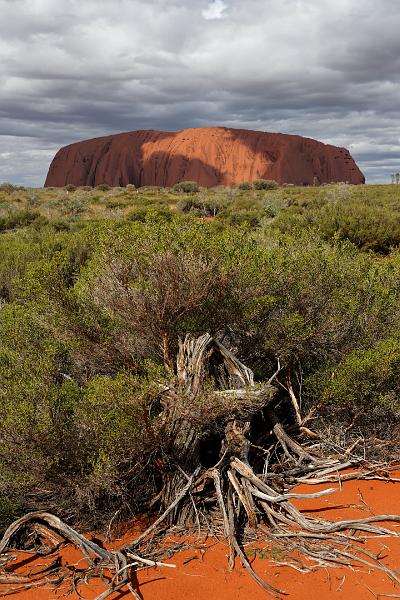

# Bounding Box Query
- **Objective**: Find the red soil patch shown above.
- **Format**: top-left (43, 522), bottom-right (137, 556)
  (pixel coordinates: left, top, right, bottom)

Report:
top-left (2, 472), bottom-right (399, 599)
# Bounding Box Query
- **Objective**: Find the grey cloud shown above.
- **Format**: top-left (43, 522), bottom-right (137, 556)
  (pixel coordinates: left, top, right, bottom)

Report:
top-left (0, 0), bottom-right (399, 185)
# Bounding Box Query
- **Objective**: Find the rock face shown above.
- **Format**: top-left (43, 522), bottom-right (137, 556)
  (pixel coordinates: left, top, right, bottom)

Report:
top-left (45, 127), bottom-right (365, 187)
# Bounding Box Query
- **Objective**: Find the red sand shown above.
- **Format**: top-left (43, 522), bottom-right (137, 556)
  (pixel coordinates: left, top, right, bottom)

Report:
top-left (44, 127), bottom-right (365, 188)
top-left (2, 472), bottom-right (399, 599)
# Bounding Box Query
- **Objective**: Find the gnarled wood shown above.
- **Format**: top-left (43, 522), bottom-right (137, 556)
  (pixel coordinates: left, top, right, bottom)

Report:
top-left (0, 334), bottom-right (399, 599)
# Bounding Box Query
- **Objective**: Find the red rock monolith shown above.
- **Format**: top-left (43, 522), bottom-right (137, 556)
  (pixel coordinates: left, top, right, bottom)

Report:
top-left (44, 127), bottom-right (365, 187)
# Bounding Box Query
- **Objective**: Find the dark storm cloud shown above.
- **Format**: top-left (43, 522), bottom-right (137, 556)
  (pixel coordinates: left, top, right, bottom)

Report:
top-left (0, 0), bottom-right (399, 185)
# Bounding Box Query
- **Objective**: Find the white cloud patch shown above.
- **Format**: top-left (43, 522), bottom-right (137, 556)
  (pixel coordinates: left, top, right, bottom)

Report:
top-left (202, 0), bottom-right (227, 20)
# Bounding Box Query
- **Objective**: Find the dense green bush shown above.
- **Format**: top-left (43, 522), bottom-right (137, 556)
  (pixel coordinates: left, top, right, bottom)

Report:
top-left (173, 181), bottom-right (200, 193)
top-left (308, 336), bottom-right (400, 417)
top-left (216, 192), bottom-right (286, 227)
top-left (0, 185), bottom-right (400, 530)
top-left (74, 219), bottom-right (249, 368)
top-left (238, 181), bottom-right (252, 190)
top-left (176, 195), bottom-right (225, 216)
top-left (317, 202), bottom-right (400, 253)
top-left (127, 206), bottom-right (173, 222)
top-left (105, 198), bottom-right (128, 209)
top-left (253, 179), bottom-right (279, 190)
top-left (274, 185), bottom-right (400, 253)
top-left (0, 296), bottom-right (164, 522)
top-left (60, 193), bottom-right (89, 216)
top-left (0, 496), bottom-right (21, 533)
top-left (0, 209), bottom-right (41, 231)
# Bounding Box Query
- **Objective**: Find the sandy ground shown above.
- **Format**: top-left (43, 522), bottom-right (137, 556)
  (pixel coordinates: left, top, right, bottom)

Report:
top-left (1, 472), bottom-right (399, 599)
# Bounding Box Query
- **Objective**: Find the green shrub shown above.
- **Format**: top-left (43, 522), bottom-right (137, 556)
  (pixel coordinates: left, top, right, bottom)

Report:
top-left (0, 183), bottom-right (25, 194)
top-left (64, 184), bottom-right (77, 192)
top-left (219, 208), bottom-right (264, 228)
top-left (0, 496), bottom-right (21, 534)
top-left (216, 192), bottom-right (286, 227)
top-left (105, 198), bottom-right (126, 209)
top-left (75, 218), bottom-right (253, 367)
top-left (127, 208), bottom-right (147, 222)
top-left (238, 181), bottom-right (253, 190)
top-left (176, 196), bottom-right (225, 217)
top-left (318, 203), bottom-right (400, 253)
top-left (173, 181), bottom-right (200, 193)
top-left (176, 198), bottom-right (195, 212)
top-left (274, 187), bottom-right (400, 253)
top-left (253, 179), bottom-right (279, 190)
top-left (307, 337), bottom-right (400, 417)
top-left (61, 193), bottom-right (89, 216)
top-left (95, 184), bottom-right (111, 191)
top-left (127, 207), bottom-right (173, 222)
top-left (50, 219), bottom-right (71, 232)
top-left (0, 209), bottom-right (40, 231)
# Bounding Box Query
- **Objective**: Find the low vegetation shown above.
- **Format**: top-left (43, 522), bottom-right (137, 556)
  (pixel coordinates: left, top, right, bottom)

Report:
top-left (0, 180), bottom-right (399, 596)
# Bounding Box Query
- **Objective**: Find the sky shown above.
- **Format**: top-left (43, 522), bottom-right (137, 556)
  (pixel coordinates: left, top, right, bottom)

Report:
top-left (1, 0), bottom-right (399, 186)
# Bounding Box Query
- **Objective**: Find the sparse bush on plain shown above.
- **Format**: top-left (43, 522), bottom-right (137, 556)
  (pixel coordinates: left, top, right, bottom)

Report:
top-left (253, 178), bottom-right (279, 190)
top-left (173, 181), bottom-right (200, 193)
top-left (64, 184), bottom-right (77, 192)
top-left (176, 195), bottom-right (225, 216)
top-left (0, 183), bottom-right (26, 194)
top-left (238, 181), bottom-right (252, 190)
top-left (105, 198), bottom-right (127, 209)
top-left (60, 193), bottom-right (89, 216)
top-left (139, 186), bottom-right (164, 193)
top-left (26, 193), bottom-right (40, 208)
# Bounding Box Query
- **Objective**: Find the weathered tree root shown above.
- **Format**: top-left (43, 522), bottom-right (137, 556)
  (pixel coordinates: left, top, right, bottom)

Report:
top-left (0, 462), bottom-right (399, 598)
top-left (0, 510), bottom-right (176, 598)
top-left (0, 334), bottom-right (399, 598)
top-left (204, 457), bottom-right (400, 597)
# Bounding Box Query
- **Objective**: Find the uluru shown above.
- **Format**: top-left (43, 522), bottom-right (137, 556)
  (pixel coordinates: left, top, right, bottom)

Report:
top-left (44, 127), bottom-right (365, 188)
